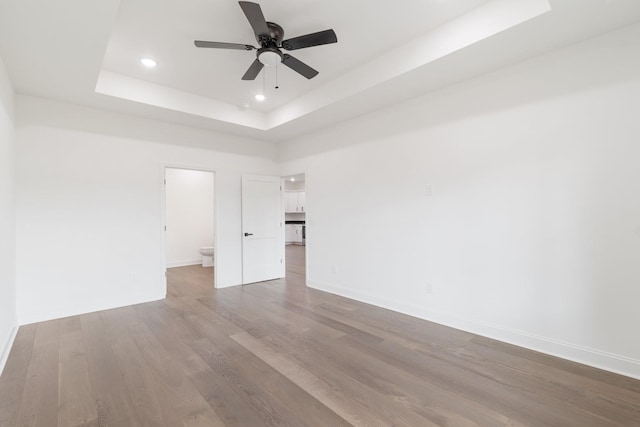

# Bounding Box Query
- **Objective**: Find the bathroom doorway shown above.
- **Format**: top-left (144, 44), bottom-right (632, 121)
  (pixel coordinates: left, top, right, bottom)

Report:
top-left (163, 167), bottom-right (216, 296)
top-left (282, 173), bottom-right (307, 284)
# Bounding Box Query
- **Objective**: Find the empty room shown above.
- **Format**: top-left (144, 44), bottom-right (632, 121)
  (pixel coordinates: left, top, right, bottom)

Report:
top-left (1, 0), bottom-right (640, 425)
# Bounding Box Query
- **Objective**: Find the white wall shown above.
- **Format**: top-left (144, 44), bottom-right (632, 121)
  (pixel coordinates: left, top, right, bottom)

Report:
top-left (15, 95), bottom-right (278, 324)
top-left (0, 55), bottom-right (17, 373)
top-left (165, 168), bottom-right (214, 267)
top-left (279, 24), bottom-right (640, 378)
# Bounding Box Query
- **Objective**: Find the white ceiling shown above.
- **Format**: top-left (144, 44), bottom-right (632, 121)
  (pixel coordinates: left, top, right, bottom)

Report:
top-left (101, 0), bottom-right (490, 113)
top-left (283, 173), bottom-right (305, 184)
top-left (1, 0), bottom-right (640, 142)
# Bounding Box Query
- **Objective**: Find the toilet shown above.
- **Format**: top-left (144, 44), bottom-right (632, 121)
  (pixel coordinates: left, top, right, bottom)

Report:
top-left (199, 246), bottom-right (214, 267)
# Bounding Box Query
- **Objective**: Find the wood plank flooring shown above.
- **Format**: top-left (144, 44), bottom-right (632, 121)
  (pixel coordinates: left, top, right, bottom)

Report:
top-left (1, 244), bottom-right (640, 426)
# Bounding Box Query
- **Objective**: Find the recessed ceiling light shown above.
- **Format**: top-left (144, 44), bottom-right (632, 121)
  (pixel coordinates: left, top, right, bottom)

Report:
top-left (290, 178), bottom-right (295, 182)
top-left (254, 94), bottom-right (266, 101)
top-left (140, 58), bottom-right (157, 68)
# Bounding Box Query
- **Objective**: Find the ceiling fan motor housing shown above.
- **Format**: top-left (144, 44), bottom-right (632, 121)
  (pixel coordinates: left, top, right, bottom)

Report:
top-left (256, 22), bottom-right (285, 66)
top-left (259, 22), bottom-right (285, 45)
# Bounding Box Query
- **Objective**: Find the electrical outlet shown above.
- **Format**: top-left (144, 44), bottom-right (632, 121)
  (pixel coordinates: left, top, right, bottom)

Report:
top-left (425, 282), bottom-right (434, 294)
top-left (332, 264), bottom-right (338, 274)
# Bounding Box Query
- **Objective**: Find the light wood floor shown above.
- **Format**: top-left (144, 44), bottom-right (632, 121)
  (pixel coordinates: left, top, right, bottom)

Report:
top-left (1, 245), bottom-right (640, 426)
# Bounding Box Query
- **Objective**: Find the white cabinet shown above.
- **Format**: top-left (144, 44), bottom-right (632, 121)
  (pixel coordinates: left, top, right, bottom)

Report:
top-left (284, 191), bottom-right (305, 213)
top-left (293, 225), bottom-right (303, 243)
top-left (284, 192), bottom-right (297, 213)
top-left (285, 224), bottom-right (296, 243)
top-left (285, 224), bottom-right (303, 244)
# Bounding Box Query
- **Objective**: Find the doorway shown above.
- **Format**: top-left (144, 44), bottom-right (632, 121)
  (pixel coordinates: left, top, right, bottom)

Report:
top-left (163, 167), bottom-right (216, 296)
top-left (282, 173), bottom-right (306, 283)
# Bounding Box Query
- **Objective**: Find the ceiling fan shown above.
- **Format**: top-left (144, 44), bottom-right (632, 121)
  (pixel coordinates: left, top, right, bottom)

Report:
top-left (194, 1), bottom-right (337, 80)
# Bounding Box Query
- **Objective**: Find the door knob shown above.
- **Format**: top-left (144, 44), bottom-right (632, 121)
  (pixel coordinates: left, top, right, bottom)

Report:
top-left (244, 232), bottom-right (254, 237)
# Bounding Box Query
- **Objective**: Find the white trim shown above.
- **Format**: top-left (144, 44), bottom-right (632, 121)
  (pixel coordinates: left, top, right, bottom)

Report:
top-left (159, 164), bottom-right (167, 296)
top-left (166, 259), bottom-right (202, 268)
top-left (160, 163), bottom-right (218, 291)
top-left (0, 325), bottom-right (18, 377)
top-left (280, 178), bottom-right (286, 278)
top-left (307, 279), bottom-right (640, 380)
top-left (302, 172), bottom-right (310, 284)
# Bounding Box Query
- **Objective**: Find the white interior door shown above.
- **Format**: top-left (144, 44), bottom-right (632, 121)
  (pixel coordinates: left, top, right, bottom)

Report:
top-left (242, 175), bottom-right (283, 284)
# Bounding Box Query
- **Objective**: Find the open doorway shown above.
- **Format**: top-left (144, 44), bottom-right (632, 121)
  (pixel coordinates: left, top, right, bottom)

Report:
top-left (163, 167), bottom-right (216, 297)
top-left (282, 173), bottom-right (306, 283)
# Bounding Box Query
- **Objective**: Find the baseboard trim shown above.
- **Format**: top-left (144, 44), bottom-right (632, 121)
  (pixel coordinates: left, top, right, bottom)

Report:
top-left (167, 259), bottom-right (202, 268)
top-left (0, 325), bottom-right (19, 377)
top-left (307, 280), bottom-right (640, 380)
top-left (18, 293), bottom-right (165, 326)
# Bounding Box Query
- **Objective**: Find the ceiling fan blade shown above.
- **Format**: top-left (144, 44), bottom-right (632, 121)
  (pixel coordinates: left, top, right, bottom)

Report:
top-left (282, 29), bottom-right (337, 51)
top-left (194, 40), bottom-right (255, 50)
top-left (238, 1), bottom-right (270, 38)
top-left (241, 59), bottom-right (264, 80)
top-left (282, 54), bottom-right (318, 79)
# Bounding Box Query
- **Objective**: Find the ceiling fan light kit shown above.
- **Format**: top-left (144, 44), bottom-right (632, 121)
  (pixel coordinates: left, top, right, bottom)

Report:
top-left (257, 49), bottom-right (282, 67)
top-left (194, 1), bottom-right (337, 81)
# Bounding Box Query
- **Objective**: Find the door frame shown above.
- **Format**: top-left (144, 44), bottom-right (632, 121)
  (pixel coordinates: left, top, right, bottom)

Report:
top-left (281, 171), bottom-right (309, 287)
top-left (160, 163), bottom-right (218, 295)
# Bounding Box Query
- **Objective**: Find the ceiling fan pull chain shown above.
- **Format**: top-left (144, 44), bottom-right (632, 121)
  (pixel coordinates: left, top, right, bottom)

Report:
top-left (275, 60), bottom-right (279, 89)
